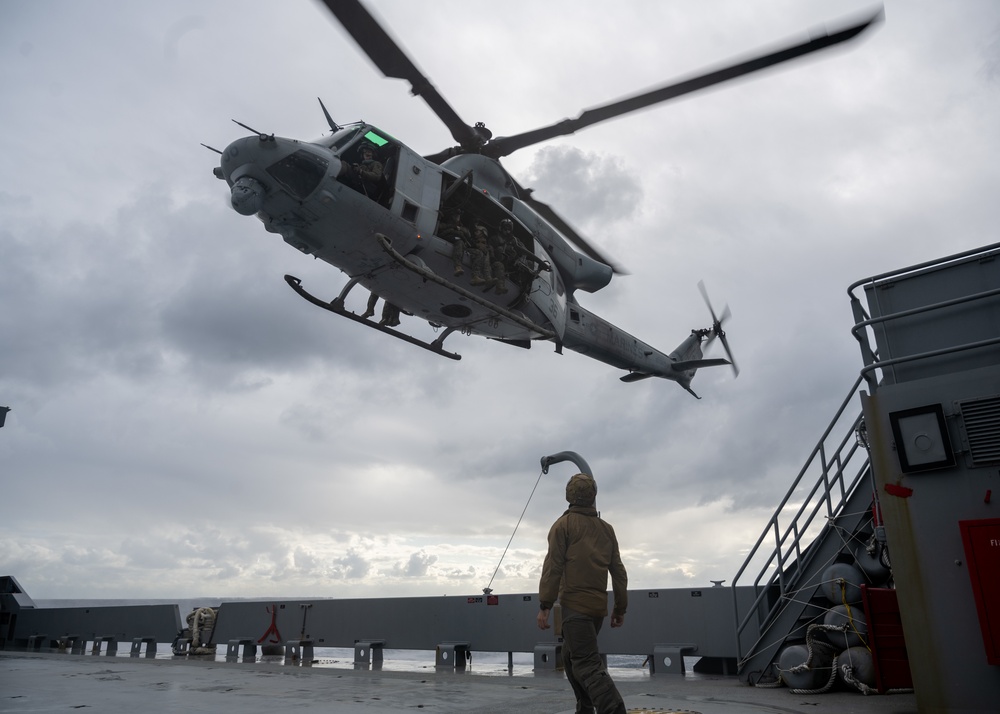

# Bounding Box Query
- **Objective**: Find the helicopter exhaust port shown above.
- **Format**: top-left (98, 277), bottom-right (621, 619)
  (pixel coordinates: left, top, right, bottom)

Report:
top-left (231, 176), bottom-right (265, 216)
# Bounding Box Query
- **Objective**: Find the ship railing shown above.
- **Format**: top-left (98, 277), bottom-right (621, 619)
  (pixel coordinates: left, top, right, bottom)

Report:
top-left (731, 371), bottom-right (869, 670)
top-left (848, 240), bottom-right (1000, 393)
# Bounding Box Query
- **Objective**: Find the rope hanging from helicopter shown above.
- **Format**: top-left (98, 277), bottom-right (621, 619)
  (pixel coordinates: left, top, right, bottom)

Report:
top-left (483, 466), bottom-right (546, 596)
top-left (374, 233), bottom-right (558, 341)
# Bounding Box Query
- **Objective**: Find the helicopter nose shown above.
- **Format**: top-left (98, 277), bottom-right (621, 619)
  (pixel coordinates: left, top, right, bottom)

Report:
top-left (231, 176), bottom-right (265, 216)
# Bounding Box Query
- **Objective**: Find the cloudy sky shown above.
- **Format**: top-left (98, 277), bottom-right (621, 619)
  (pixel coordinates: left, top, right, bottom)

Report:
top-left (2, 0), bottom-right (998, 601)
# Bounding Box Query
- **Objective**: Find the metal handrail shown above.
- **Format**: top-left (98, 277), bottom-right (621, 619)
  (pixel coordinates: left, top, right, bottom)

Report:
top-left (732, 372), bottom-right (868, 666)
top-left (846, 241), bottom-right (1000, 297)
top-left (847, 242), bottom-right (1000, 391)
top-left (859, 336), bottom-right (1000, 383)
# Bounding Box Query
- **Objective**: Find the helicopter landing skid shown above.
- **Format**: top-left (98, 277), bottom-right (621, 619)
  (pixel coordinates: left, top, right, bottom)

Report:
top-left (284, 275), bottom-right (462, 361)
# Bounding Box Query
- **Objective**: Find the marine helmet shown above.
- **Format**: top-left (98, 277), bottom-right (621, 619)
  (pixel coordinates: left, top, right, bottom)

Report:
top-left (566, 473), bottom-right (597, 506)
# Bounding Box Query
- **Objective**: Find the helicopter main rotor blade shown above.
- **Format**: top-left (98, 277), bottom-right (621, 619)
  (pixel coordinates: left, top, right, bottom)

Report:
top-left (321, 0), bottom-right (482, 151)
top-left (484, 7), bottom-right (884, 159)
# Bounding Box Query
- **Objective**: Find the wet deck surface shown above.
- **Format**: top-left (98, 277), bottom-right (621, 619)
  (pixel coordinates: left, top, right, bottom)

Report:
top-left (0, 650), bottom-right (917, 714)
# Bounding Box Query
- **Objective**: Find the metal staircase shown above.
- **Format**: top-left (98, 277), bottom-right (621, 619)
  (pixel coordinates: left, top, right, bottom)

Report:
top-left (732, 241), bottom-right (1000, 684)
top-left (731, 372), bottom-right (879, 683)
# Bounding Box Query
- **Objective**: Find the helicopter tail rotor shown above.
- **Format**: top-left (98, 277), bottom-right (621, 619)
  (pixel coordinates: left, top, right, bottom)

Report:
top-left (698, 281), bottom-right (739, 378)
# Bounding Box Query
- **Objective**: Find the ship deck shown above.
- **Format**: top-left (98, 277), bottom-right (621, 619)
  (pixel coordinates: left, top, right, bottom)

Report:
top-left (0, 649), bottom-right (917, 714)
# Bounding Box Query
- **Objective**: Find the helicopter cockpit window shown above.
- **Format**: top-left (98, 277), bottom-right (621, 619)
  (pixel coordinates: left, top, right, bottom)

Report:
top-left (362, 129), bottom-right (390, 148)
top-left (266, 150), bottom-right (329, 199)
top-left (339, 129), bottom-right (392, 157)
top-left (337, 130), bottom-right (399, 205)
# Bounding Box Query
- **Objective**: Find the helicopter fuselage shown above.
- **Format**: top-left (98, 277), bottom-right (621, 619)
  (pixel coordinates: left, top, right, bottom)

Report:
top-left (218, 122), bottom-right (726, 392)
top-left (210, 0), bottom-right (888, 395)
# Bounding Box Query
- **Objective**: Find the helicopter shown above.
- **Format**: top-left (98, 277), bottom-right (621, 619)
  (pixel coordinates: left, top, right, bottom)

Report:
top-left (212, 0), bottom-right (882, 397)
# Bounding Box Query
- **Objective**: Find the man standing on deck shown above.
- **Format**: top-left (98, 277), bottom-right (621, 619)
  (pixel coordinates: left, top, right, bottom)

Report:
top-left (537, 473), bottom-right (628, 714)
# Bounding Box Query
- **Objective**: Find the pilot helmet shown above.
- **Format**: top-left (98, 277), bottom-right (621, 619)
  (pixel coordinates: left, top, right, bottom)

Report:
top-left (499, 218), bottom-right (513, 234)
top-left (566, 473), bottom-right (597, 506)
top-left (359, 141), bottom-right (377, 154)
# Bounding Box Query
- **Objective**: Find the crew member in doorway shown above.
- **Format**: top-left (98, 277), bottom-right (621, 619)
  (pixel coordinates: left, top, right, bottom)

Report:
top-left (469, 223), bottom-right (494, 286)
top-left (438, 207), bottom-right (471, 277)
top-left (489, 219), bottom-right (545, 294)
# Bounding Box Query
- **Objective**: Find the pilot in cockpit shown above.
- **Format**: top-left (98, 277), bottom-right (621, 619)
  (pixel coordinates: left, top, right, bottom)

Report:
top-left (351, 142), bottom-right (383, 197)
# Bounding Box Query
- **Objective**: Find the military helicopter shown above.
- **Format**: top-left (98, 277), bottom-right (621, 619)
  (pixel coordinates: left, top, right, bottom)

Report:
top-left (212, 0), bottom-right (882, 397)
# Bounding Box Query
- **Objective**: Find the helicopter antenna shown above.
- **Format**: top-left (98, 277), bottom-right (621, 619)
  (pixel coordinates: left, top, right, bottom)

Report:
top-left (232, 119), bottom-right (273, 140)
top-left (483, 466), bottom-right (546, 596)
top-left (317, 97), bottom-right (341, 133)
top-left (200, 143), bottom-right (223, 155)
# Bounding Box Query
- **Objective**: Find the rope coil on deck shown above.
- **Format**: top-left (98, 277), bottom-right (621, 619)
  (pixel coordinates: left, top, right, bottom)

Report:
top-left (188, 607), bottom-right (218, 655)
top-left (782, 623), bottom-right (843, 694)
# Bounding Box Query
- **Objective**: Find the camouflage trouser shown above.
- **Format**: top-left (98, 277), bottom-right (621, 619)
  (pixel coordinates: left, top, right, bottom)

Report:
top-left (490, 260), bottom-right (508, 293)
top-left (451, 238), bottom-right (467, 273)
top-left (380, 302), bottom-right (400, 327)
top-left (363, 293), bottom-right (400, 326)
top-left (469, 248), bottom-right (492, 285)
top-left (561, 607), bottom-right (626, 714)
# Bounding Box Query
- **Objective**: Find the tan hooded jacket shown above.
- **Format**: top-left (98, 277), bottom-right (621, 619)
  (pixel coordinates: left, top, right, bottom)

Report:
top-left (538, 505), bottom-right (628, 618)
